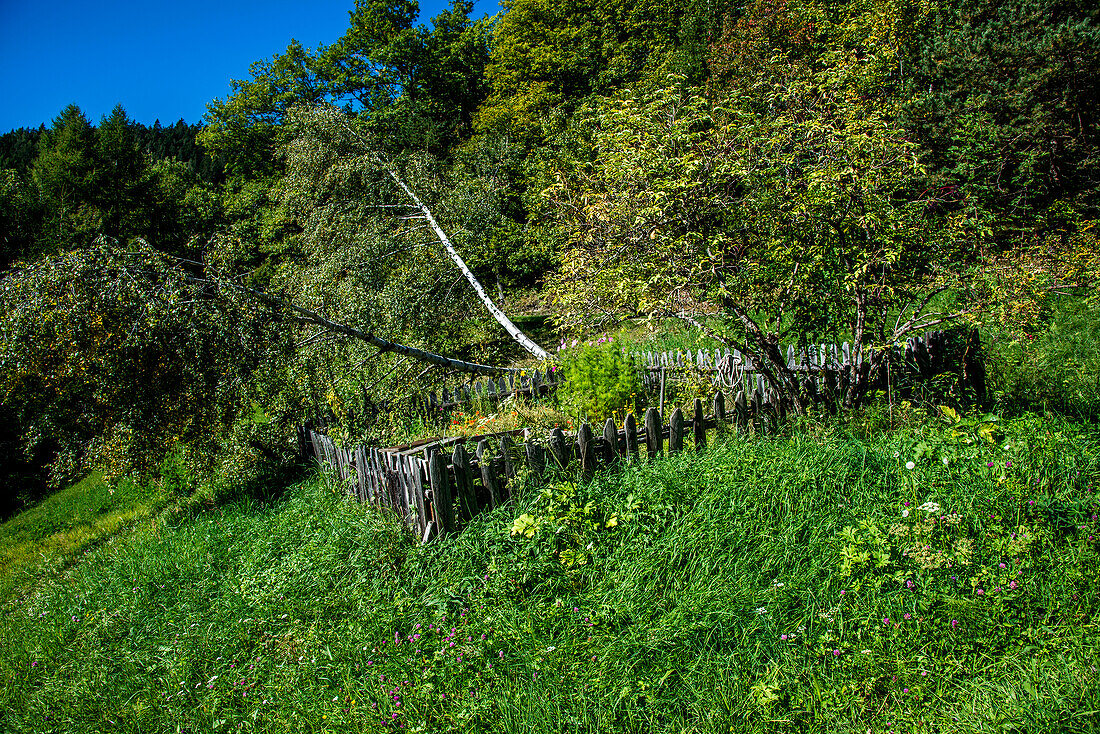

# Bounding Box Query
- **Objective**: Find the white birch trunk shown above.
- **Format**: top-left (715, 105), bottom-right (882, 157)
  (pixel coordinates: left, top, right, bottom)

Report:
top-left (378, 159), bottom-right (552, 361)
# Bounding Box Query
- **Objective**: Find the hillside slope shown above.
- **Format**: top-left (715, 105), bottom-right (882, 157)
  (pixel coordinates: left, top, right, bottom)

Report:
top-left (2, 416), bottom-right (1099, 733)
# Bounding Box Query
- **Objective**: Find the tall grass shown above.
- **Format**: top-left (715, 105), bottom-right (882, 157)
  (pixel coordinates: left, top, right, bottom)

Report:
top-left (1, 415), bottom-right (1098, 732)
top-left (987, 297), bottom-right (1100, 419)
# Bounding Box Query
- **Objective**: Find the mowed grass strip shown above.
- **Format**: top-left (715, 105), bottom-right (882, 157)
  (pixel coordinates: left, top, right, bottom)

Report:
top-left (0, 473), bottom-right (170, 603)
top-left (1, 414), bottom-right (1098, 733)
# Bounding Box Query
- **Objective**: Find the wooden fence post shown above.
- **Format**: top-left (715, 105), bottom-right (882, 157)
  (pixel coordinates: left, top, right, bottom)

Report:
top-left (428, 448), bottom-right (453, 535)
top-left (735, 390), bottom-right (748, 432)
top-left (525, 434), bottom-right (546, 479)
top-left (480, 450), bottom-right (504, 510)
top-left (645, 407), bottom-right (662, 459)
top-left (713, 391), bottom-right (726, 438)
top-left (452, 444), bottom-right (476, 521)
top-left (624, 412), bottom-right (639, 460)
top-left (693, 398), bottom-right (706, 452)
top-left (409, 455), bottom-right (429, 536)
top-left (669, 407), bottom-right (684, 454)
top-left (548, 427), bottom-right (569, 470)
top-left (603, 417), bottom-right (619, 462)
top-left (578, 422), bottom-right (596, 481)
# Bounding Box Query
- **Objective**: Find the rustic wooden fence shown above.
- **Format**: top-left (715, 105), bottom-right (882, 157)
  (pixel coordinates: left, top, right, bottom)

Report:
top-left (413, 328), bottom-right (982, 414)
top-left (298, 328), bottom-right (984, 542)
top-left (304, 387), bottom-right (824, 543)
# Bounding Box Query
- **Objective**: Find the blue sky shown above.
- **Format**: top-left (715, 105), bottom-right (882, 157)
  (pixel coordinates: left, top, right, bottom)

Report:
top-left (0, 0), bottom-right (500, 134)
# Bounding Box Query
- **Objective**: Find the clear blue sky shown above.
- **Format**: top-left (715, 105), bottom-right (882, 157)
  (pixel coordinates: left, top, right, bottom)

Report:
top-left (0, 0), bottom-right (500, 134)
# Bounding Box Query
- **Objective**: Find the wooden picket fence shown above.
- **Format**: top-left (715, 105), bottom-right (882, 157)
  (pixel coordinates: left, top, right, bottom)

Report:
top-left (414, 329), bottom-right (980, 414)
top-left (299, 328), bottom-right (984, 543)
top-left (304, 387), bottom-right (819, 543)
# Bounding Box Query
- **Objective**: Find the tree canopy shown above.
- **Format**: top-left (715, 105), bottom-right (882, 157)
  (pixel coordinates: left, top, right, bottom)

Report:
top-left (2, 0), bottom-right (1098, 497)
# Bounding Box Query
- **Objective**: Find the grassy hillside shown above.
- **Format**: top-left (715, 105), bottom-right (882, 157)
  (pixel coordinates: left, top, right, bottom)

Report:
top-left (1, 414), bottom-right (1098, 732)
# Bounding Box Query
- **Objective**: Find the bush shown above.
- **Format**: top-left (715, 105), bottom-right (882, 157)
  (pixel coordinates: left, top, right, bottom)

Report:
top-left (557, 338), bottom-right (642, 424)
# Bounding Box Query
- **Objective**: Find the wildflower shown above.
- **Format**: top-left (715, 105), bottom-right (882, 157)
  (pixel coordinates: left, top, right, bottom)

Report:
top-left (833, 649), bottom-right (841, 656)
top-left (861, 650), bottom-right (871, 654)
top-left (906, 461), bottom-right (916, 470)
top-left (780, 635), bottom-right (788, 641)
top-left (756, 607), bottom-right (767, 615)
top-left (987, 462), bottom-right (994, 468)
top-left (918, 501), bottom-right (940, 514)
top-left (902, 509), bottom-right (910, 518)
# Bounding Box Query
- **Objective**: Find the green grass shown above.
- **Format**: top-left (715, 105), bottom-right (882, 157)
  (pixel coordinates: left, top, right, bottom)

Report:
top-left (1, 414), bottom-right (1099, 732)
top-left (0, 473), bottom-right (169, 602)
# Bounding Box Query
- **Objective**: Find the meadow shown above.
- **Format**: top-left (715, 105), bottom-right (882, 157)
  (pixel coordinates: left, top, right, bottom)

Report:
top-left (1, 411), bottom-right (1098, 733)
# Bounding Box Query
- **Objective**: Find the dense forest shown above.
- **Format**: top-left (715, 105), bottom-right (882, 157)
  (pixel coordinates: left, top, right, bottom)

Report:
top-left (2, 0), bottom-right (1099, 513)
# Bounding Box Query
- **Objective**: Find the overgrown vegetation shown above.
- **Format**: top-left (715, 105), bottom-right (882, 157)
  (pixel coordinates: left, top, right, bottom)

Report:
top-left (3, 0), bottom-right (1098, 500)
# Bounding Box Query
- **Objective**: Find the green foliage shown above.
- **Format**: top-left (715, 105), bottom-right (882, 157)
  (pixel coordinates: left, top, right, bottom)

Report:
top-left (0, 244), bottom-right (294, 485)
top-left (901, 0), bottom-right (1100, 231)
top-left (477, 0), bottom-right (727, 144)
top-left (509, 480), bottom-right (630, 567)
top-left (0, 168), bottom-right (42, 267)
top-left (557, 338), bottom-right (641, 423)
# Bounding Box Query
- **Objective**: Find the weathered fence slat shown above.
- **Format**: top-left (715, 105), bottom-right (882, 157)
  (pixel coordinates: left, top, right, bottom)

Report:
top-left (669, 407), bottom-right (684, 454)
top-left (525, 433), bottom-right (545, 478)
top-left (452, 444), bottom-right (476, 521)
top-left (693, 398), bottom-right (706, 452)
top-left (549, 427), bottom-right (569, 469)
top-left (578, 423), bottom-right (596, 480)
top-left (713, 391), bottom-right (726, 437)
top-left (500, 435), bottom-right (516, 485)
top-left (645, 407), bottom-right (662, 459)
top-left (624, 412), bottom-right (639, 460)
top-left (428, 449), bottom-right (453, 535)
top-left (603, 418), bottom-right (619, 462)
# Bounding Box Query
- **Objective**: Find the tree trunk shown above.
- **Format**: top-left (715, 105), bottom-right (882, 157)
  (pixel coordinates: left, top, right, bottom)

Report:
top-left (218, 279), bottom-right (518, 377)
top-left (377, 158), bottom-right (552, 361)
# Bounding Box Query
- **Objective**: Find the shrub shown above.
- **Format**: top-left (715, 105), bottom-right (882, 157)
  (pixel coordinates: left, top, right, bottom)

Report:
top-left (556, 338), bottom-right (642, 424)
